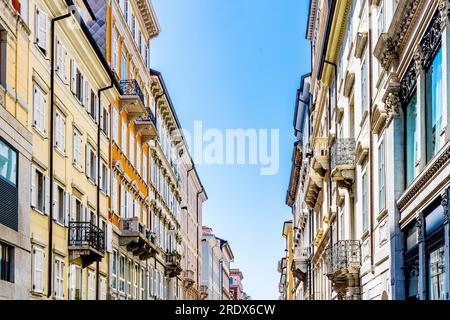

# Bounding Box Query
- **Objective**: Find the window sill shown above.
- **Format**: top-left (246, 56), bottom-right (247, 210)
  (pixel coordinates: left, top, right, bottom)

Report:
top-left (72, 163), bottom-right (83, 174)
top-left (377, 208), bottom-right (388, 222)
top-left (359, 110), bottom-right (369, 128)
top-left (32, 207), bottom-right (46, 216)
top-left (361, 229), bottom-right (370, 241)
top-left (54, 146), bottom-right (66, 158)
top-left (32, 126), bottom-right (47, 139)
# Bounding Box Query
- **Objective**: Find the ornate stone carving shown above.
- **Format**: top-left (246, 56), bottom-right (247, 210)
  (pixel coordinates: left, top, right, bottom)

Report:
top-left (413, 44), bottom-right (424, 76)
top-left (385, 92), bottom-right (402, 119)
top-left (438, 0), bottom-right (450, 30)
top-left (400, 63), bottom-right (417, 103)
top-left (442, 189), bottom-right (449, 225)
top-left (419, 12), bottom-right (442, 69)
top-left (416, 213), bottom-right (424, 243)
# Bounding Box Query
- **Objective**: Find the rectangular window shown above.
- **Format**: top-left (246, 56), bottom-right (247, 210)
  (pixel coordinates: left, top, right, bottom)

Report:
top-left (101, 104), bottom-right (110, 138)
top-left (56, 39), bottom-right (67, 80)
top-left (140, 267), bottom-right (145, 300)
top-left (54, 257), bottom-right (64, 299)
top-left (428, 246), bottom-right (446, 300)
top-left (133, 264), bottom-right (138, 300)
top-left (426, 47), bottom-right (444, 162)
top-left (111, 250), bottom-right (118, 290)
top-left (0, 139), bottom-right (17, 186)
top-left (54, 184), bottom-right (66, 225)
top-left (100, 276), bottom-right (107, 300)
top-left (361, 58), bottom-right (367, 115)
top-left (378, 140), bottom-right (385, 212)
top-left (70, 61), bottom-right (84, 103)
top-left (362, 171), bottom-right (369, 232)
top-left (143, 153), bottom-right (148, 184)
top-left (119, 254), bottom-right (125, 293)
top-left (100, 160), bottom-right (109, 195)
top-left (54, 110), bottom-right (66, 154)
top-left (73, 130), bottom-right (83, 170)
top-left (127, 259), bottom-right (132, 297)
top-left (130, 132), bottom-right (135, 165)
top-left (87, 86), bottom-right (98, 123)
top-left (136, 143), bottom-right (141, 175)
top-left (406, 93), bottom-right (418, 186)
top-left (87, 270), bottom-right (96, 300)
top-left (112, 107), bottom-right (119, 143)
top-left (0, 242), bottom-right (14, 283)
top-left (122, 120), bottom-right (127, 155)
top-left (31, 167), bottom-right (49, 214)
top-left (33, 85), bottom-right (46, 134)
top-left (32, 246), bottom-right (45, 293)
top-left (85, 144), bottom-right (97, 183)
top-left (69, 264), bottom-right (82, 300)
top-left (112, 174), bottom-right (118, 214)
top-left (112, 31), bottom-right (119, 72)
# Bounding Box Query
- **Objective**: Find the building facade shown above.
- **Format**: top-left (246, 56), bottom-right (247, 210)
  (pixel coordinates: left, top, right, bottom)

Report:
top-left (0, 0), bottom-right (33, 300)
top-left (284, 0), bottom-right (450, 301)
top-left (0, 0), bottom-right (210, 301)
top-left (230, 268), bottom-right (249, 300)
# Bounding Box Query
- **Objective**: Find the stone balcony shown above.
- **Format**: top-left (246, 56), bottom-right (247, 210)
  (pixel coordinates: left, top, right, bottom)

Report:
top-left (165, 250), bottom-right (182, 278)
top-left (135, 109), bottom-right (158, 143)
top-left (119, 80), bottom-right (146, 121)
top-left (119, 217), bottom-right (158, 260)
top-left (183, 269), bottom-right (195, 288)
top-left (291, 247), bottom-right (309, 282)
top-left (312, 137), bottom-right (329, 177)
top-left (331, 138), bottom-right (356, 183)
top-left (325, 240), bottom-right (361, 300)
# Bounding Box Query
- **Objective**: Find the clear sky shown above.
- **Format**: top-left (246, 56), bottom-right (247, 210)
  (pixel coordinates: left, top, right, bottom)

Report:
top-left (151, 0), bottom-right (311, 300)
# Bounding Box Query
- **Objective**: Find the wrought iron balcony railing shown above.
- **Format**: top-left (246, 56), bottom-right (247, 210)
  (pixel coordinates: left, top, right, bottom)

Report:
top-left (69, 222), bottom-right (105, 254)
top-left (331, 138), bottom-right (356, 171)
top-left (325, 240), bottom-right (361, 275)
top-left (120, 79), bottom-right (145, 105)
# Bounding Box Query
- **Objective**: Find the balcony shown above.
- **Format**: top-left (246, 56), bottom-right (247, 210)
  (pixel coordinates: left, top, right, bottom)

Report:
top-left (69, 222), bottom-right (105, 268)
top-left (325, 240), bottom-right (361, 300)
top-left (119, 80), bottom-right (146, 120)
top-left (291, 247), bottom-right (308, 282)
top-left (331, 138), bottom-right (356, 183)
top-left (183, 270), bottom-right (195, 288)
top-left (135, 109), bottom-right (158, 143)
top-left (119, 217), bottom-right (158, 260)
top-left (165, 250), bottom-right (182, 278)
top-left (304, 162), bottom-right (323, 209)
top-left (199, 284), bottom-right (209, 300)
top-left (312, 137), bottom-right (329, 176)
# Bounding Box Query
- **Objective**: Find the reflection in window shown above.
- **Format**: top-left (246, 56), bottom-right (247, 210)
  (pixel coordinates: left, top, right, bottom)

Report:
top-left (0, 139), bottom-right (17, 186)
top-left (405, 93), bottom-right (418, 186)
top-left (428, 247), bottom-right (445, 300)
top-left (425, 47), bottom-right (443, 162)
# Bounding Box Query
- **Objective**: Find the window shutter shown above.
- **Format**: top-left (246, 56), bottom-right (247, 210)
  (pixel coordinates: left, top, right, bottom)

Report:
top-left (44, 175), bottom-right (50, 215)
top-left (62, 116), bottom-right (66, 153)
top-left (100, 104), bottom-right (105, 131)
top-left (94, 153), bottom-right (98, 184)
top-left (53, 182), bottom-right (58, 221)
top-left (70, 60), bottom-right (77, 93)
top-left (64, 192), bottom-right (70, 227)
top-left (120, 184), bottom-right (125, 218)
top-left (106, 167), bottom-right (110, 196)
top-left (31, 165), bottom-right (37, 208)
top-left (56, 40), bottom-right (62, 72)
top-left (38, 9), bottom-right (48, 50)
top-left (84, 81), bottom-right (90, 108)
top-left (99, 162), bottom-right (103, 192)
top-left (33, 87), bottom-right (39, 128)
top-left (35, 9), bottom-right (40, 44)
top-left (71, 195), bottom-right (76, 222)
top-left (106, 222), bottom-right (112, 253)
top-left (40, 95), bottom-right (46, 134)
top-left (93, 94), bottom-right (99, 123)
top-left (86, 144), bottom-right (91, 179)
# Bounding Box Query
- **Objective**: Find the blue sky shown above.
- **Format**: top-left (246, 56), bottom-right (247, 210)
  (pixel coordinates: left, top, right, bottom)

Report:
top-left (151, 0), bottom-right (311, 299)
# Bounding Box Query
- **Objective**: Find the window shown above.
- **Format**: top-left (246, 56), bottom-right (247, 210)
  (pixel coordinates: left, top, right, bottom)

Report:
top-left (73, 130), bottom-right (83, 170)
top-left (122, 119), bottom-right (127, 155)
top-left (133, 264), bottom-right (138, 299)
top-left (425, 47), bottom-right (444, 162)
top-left (112, 107), bottom-right (119, 143)
top-left (53, 183), bottom-right (67, 225)
top-left (87, 270), bottom-right (96, 300)
top-left (32, 246), bottom-right (44, 293)
top-left (111, 250), bottom-right (118, 290)
top-left (0, 242), bottom-right (14, 283)
top-left (406, 93), bottom-right (418, 186)
top-left (54, 110), bottom-right (66, 154)
top-left (86, 84), bottom-right (98, 123)
top-left (377, 1), bottom-right (384, 40)
top-left (99, 160), bottom-right (110, 195)
top-left (0, 139), bottom-right (17, 186)
top-left (69, 264), bottom-right (82, 300)
top-left (378, 140), bottom-right (385, 212)
top-left (428, 246), bottom-right (446, 300)
top-left (100, 276), bottom-right (107, 300)
top-left (111, 31), bottom-right (118, 72)
top-left (70, 60), bottom-right (84, 103)
top-left (143, 153), bottom-right (148, 183)
top-left (31, 166), bottom-right (49, 214)
top-left (140, 267), bottom-right (145, 300)
top-left (362, 170), bottom-right (369, 232)
top-left (101, 104), bottom-right (110, 137)
top-left (136, 143), bottom-right (141, 175)
top-left (56, 39), bottom-right (67, 80)
top-left (127, 259), bottom-right (132, 297)
top-left (85, 144), bottom-right (97, 183)
top-left (112, 174), bottom-right (118, 214)
top-left (54, 257), bottom-right (64, 299)
top-left (35, 7), bottom-right (48, 52)
top-left (130, 132), bottom-right (135, 165)
top-left (33, 85), bottom-right (46, 134)
top-left (119, 254), bottom-right (125, 293)
top-left (361, 58), bottom-right (367, 116)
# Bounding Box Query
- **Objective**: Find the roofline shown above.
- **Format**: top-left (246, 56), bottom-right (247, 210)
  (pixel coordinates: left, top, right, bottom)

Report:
top-left (150, 69), bottom-right (208, 200)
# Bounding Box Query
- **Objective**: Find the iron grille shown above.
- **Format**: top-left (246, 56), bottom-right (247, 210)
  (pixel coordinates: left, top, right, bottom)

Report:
top-left (325, 240), bottom-right (361, 274)
top-left (69, 222), bottom-right (105, 253)
top-left (120, 79), bottom-right (144, 105)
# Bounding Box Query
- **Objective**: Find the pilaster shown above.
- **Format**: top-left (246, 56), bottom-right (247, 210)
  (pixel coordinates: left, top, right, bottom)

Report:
top-left (417, 212), bottom-right (426, 300)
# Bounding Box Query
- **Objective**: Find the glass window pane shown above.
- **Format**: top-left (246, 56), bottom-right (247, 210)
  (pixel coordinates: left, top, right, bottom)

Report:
top-left (406, 94), bottom-right (418, 186)
top-left (428, 246), bottom-right (446, 300)
top-left (425, 204), bottom-right (444, 236)
top-left (0, 139), bottom-right (17, 186)
top-left (426, 48), bottom-right (443, 162)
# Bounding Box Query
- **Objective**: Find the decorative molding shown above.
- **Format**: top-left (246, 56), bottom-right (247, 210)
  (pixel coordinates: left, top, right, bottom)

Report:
top-left (397, 143), bottom-right (450, 210)
top-left (442, 188), bottom-right (449, 225)
top-left (400, 63), bottom-right (417, 103)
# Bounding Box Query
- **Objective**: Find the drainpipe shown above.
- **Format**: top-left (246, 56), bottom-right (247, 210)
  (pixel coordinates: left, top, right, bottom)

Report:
top-left (48, 7), bottom-right (74, 299)
top-left (96, 82), bottom-right (114, 300)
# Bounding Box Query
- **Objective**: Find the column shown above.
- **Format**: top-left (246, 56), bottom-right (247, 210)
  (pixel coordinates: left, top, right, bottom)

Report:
top-left (417, 212), bottom-right (426, 300)
top-left (414, 45), bottom-right (427, 173)
top-left (385, 88), bottom-right (406, 299)
top-left (442, 188), bottom-right (450, 300)
top-left (439, 0), bottom-right (450, 143)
